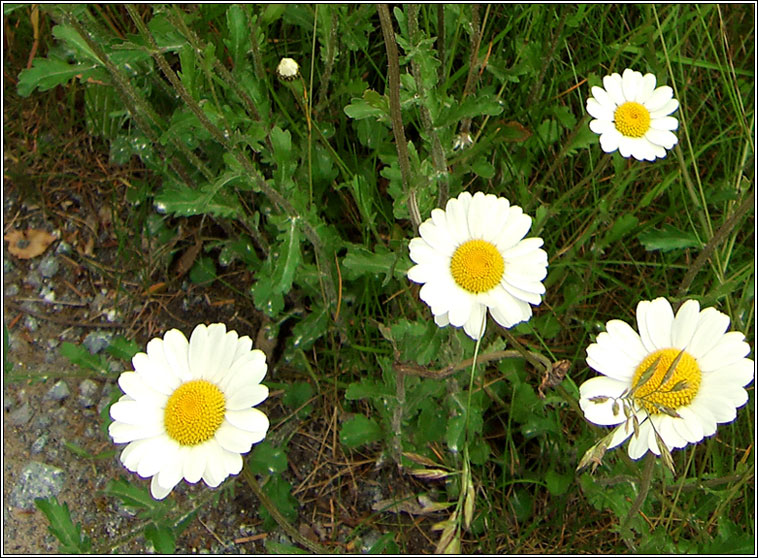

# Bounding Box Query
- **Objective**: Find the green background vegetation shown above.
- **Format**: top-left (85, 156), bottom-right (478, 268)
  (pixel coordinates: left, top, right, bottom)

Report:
top-left (4, 3), bottom-right (754, 553)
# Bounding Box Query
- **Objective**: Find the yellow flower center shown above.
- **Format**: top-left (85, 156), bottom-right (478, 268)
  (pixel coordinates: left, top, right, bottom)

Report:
top-left (450, 239), bottom-right (504, 294)
top-left (631, 348), bottom-right (701, 415)
top-left (164, 379), bottom-right (226, 446)
top-left (614, 101), bottom-right (651, 138)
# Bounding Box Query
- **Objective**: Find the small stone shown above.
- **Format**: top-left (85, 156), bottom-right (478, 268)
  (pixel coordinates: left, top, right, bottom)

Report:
top-left (8, 402), bottom-right (33, 425)
top-left (23, 315), bottom-right (39, 332)
top-left (40, 286), bottom-right (56, 303)
top-left (78, 379), bottom-right (99, 408)
top-left (45, 380), bottom-right (70, 401)
top-left (31, 434), bottom-right (48, 454)
top-left (83, 331), bottom-right (112, 354)
top-left (5, 283), bottom-right (19, 297)
top-left (38, 255), bottom-right (59, 278)
top-left (55, 241), bottom-right (72, 255)
top-left (24, 271), bottom-right (42, 289)
top-left (10, 461), bottom-right (65, 511)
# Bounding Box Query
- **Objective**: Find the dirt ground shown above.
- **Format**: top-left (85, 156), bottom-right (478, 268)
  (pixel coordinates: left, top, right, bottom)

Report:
top-left (1, 53), bottom-right (445, 554)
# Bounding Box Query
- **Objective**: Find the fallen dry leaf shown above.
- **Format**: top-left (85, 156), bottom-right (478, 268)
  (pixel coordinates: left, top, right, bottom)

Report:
top-left (4, 228), bottom-right (58, 259)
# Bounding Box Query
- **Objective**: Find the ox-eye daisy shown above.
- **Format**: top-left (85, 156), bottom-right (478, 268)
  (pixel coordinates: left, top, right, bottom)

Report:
top-left (407, 191), bottom-right (548, 340)
top-left (579, 298), bottom-right (753, 461)
top-left (109, 323), bottom-right (270, 499)
top-left (586, 68), bottom-right (679, 161)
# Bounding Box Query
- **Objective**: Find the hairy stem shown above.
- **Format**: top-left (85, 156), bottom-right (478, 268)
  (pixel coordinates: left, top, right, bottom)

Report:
top-left (377, 3), bottom-right (421, 229)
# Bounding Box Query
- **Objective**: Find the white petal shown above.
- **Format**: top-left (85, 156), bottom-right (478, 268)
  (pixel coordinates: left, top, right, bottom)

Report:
top-left (494, 210), bottom-right (531, 251)
top-left (585, 335), bottom-right (638, 382)
top-left (644, 86), bottom-right (674, 112)
top-left (227, 384), bottom-right (269, 411)
top-left (162, 329), bottom-right (192, 381)
top-left (604, 319), bottom-right (649, 366)
top-left (132, 350), bottom-right (180, 396)
top-left (697, 331), bottom-right (750, 371)
top-left (627, 419), bottom-right (654, 459)
top-left (462, 303), bottom-right (487, 340)
top-left (649, 98), bottom-right (679, 119)
top-left (621, 69), bottom-right (642, 102)
top-left (117, 371), bottom-right (167, 407)
top-left (225, 407), bottom-right (270, 435)
top-left (110, 399), bottom-right (163, 427)
top-left (183, 445), bottom-right (207, 483)
top-left (635, 73), bottom-right (657, 103)
top-left (644, 128), bottom-right (678, 149)
top-left (671, 299), bottom-right (700, 349)
top-left (109, 420), bottom-right (164, 444)
top-left (651, 414), bottom-right (687, 449)
top-left (201, 440), bottom-right (230, 487)
top-left (649, 116), bottom-right (679, 131)
top-left (636, 298), bottom-right (674, 351)
top-left (586, 97), bottom-right (614, 121)
top-left (447, 289), bottom-right (474, 328)
top-left (703, 358), bottom-right (755, 387)
top-left (579, 376), bottom-right (629, 425)
top-left (220, 352), bottom-right (268, 393)
top-left (602, 73), bottom-right (625, 105)
top-left (673, 407), bottom-right (705, 443)
top-left (598, 129), bottom-right (622, 153)
top-left (150, 475), bottom-right (175, 500)
top-left (215, 421), bottom-right (260, 453)
top-left (589, 118), bottom-right (616, 135)
top-left (688, 308), bottom-right (731, 360)
top-left (136, 435), bottom-right (179, 478)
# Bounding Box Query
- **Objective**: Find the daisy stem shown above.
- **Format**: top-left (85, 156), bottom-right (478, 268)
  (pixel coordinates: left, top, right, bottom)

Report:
top-left (620, 452), bottom-right (656, 550)
top-left (241, 466), bottom-right (327, 554)
top-left (377, 3), bottom-right (422, 229)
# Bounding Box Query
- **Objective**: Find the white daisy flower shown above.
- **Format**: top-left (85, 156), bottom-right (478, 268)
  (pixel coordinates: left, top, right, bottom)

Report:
top-left (586, 68), bottom-right (679, 161)
top-left (109, 323), bottom-right (270, 500)
top-left (579, 297), bottom-right (754, 460)
top-left (407, 191), bottom-right (549, 340)
top-left (276, 57), bottom-right (300, 81)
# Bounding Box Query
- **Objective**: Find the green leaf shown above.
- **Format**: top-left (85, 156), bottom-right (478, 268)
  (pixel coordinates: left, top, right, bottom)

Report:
top-left (545, 469), bottom-right (572, 496)
top-left (343, 244), bottom-right (405, 282)
top-left (155, 177), bottom-right (242, 219)
top-left (52, 24), bottom-right (103, 64)
top-left (344, 90), bottom-right (390, 120)
top-left (103, 478), bottom-right (174, 520)
top-left (144, 522), bottom-right (176, 554)
top-left (34, 497), bottom-right (92, 554)
top-left (345, 380), bottom-right (391, 401)
top-left (189, 256), bottom-right (217, 285)
top-left (60, 342), bottom-right (109, 373)
top-left (249, 441), bottom-right (289, 475)
top-left (264, 540), bottom-right (310, 555)
top-left (17, 57), bottom-right (97, 97)
top-left (105, 336), bottom-right (141, 361)
top-left (471, 157), bottom-right (495, 179)
top-left (270, 218), bottom-right (302, 294)
top-left (282, 382), bottom-right (314, 417)
top-left (340, 414), bottom-right (383, 448)
top-left (224, 4), bottom-right (247, 69)
top-left (367, 532), bottom-right (399, 554)
top-left (288, 307), bottom-right (329, 351)
top-left (638, 224), bottom-right (702, 252)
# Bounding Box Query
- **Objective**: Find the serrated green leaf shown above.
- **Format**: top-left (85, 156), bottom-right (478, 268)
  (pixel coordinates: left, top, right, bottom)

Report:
top-left (638, 224), bottom-right (701, 252)
top-left (224, 4), bottom-right (247, 69)
top-left (105, 336), bottom-right (141, 361)
top-left (52, 24), bottom-right (103, 64)
top-left (340, 414), bottom-right (383, 448)
top-left (545, 469), bottom-right (572, 495)
top-left (144, 522), bottom-right (176, 554)
top-left (289, 307), bottom-right (329, 352)
top-left (264, 540), bottom-right (310, 554)
top-left (344, 90), bottom-right (390, 120)
top-left (271, 218), bottom-right (302, 294)
top-left (367, 532), bottom-right (400, 554)
top-left (282, 382), bottom-right (314, 417)
top-left (17, 57), bottom-right (98, 97)
top-left (60, 342), bottom-right (109, 373)
top-left (35, 497), bottom-right (92, 554)
top-left (342, 244), bottom-right (405, 282)
top-left (345, 380), bottom-right (391, 401)
top-left (104, 478), bottom-right (174, 518)
top-left (259, 475), bottom-right (298, 529)
top-left (155, 178), bottom-right (242, 219)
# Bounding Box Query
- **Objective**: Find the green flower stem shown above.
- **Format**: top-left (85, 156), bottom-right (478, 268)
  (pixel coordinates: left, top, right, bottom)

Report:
top-left (405, 4), bottom-right (449, 207)
top-left (241, 467), bottom-right (326, 554)
top-left (676, 188), bottom-right (755, 298)
top-left (395, 348), bottom-right (551, 380)
top-left (377, 3), bottom-right (421, 229)
top-left (620, 452), bottom-right (656, 550)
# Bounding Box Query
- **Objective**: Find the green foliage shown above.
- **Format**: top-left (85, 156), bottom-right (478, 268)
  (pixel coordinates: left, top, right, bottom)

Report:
top-left (34, 497), bottom-right (92, 554)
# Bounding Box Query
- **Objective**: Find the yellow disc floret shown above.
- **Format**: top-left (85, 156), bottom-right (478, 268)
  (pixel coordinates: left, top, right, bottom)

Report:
top-left (164, 379), bottom-right (226, 446)
top-left (631, 348), bottom-right (701, 415)
top-left (450, 239), bottom-right (505, 294)
top-left (614, 101), bottom-right (651, 138)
